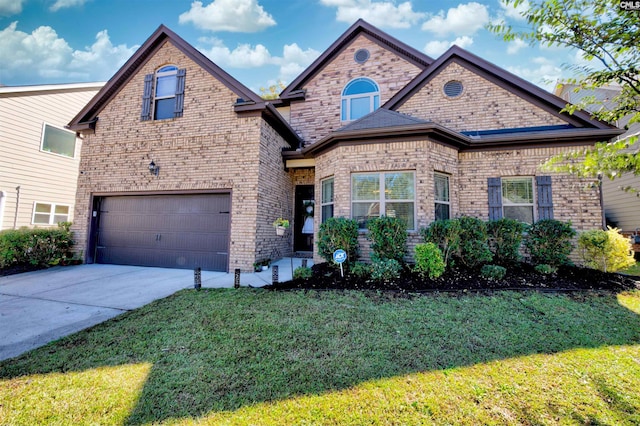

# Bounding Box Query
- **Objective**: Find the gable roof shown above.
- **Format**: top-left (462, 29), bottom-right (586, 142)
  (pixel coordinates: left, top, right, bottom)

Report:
top-left (338, 108), bottom-right (431, 132)
top-left (279, 19), bottom-right (433, 101)
top-left (384, 45), bottom-right (616, 131)
top-left (68, 25), bottom-right (266, 131)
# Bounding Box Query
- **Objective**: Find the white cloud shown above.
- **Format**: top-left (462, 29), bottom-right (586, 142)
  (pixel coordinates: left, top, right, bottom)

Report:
top-left (320, 0), bottom-right (424, 29)
top-left (50, 0), bottom-right (87, 12)
top-left (424, 36), bottom-right (473, 57)
top-left (0, 22), bottom-right (137, 84)
top-left (499, 0), bottom-right (529, 20)
top-left (421, 2), bottom-right (489, 36)
top-left (199, 37), bottom-right (319, 83)
top-left (507, 56), bottom-right (563, 91)
top-left (0, 0), bottom-right (24, 16)
top-left (506, 38), bottom-right (527, 54)
top-left (179, 0), bottom-right (276, 32)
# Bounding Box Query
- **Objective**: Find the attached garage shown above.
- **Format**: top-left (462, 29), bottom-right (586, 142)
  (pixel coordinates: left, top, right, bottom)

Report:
top-left (91, 193), bottom-right (230, 271)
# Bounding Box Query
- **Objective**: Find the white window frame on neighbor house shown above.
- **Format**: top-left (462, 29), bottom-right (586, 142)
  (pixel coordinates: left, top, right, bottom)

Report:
top-left (434, 172), bottom-right (451, 221)
top-left (501, 176), bottom-right (536, 224)
top-left (321, 176), bottom-right (334, 223)
top-left (40, 123), bottom-right (77, 158)
top-left (351, 171), bottom-right (415, 230)
top-left (341, 77), bottom-right (380, 122)
top-left (32, 202), bottom-right (70, 225)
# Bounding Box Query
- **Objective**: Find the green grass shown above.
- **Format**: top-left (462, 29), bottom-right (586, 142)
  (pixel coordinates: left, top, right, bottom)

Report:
top-left (1, 289), bottom-right (640, 425)
top-left (622, 260), bottom-right (640, 276)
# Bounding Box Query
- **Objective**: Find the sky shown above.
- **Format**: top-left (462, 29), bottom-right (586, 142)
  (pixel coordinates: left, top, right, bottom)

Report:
top-left (0, 0), bottom-right (586, 94)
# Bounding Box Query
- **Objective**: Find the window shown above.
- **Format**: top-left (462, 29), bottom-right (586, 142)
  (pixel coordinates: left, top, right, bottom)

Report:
top-left (321, 177), bottom-right (334, 223)
top-left (488, 176), bottom-right (554, 224)
top-left (341, 78), bottom-right (380, 121)
top-left (141, 65), bottom-right (186, 121)
top-left (32, 202), bottom-right (69, 225)
top-left (41, 124), bottom-right (76, 158)
top-left (352, 172), bottom-right (415, 230)
top-left (434, 173), bottom-right (450, 221)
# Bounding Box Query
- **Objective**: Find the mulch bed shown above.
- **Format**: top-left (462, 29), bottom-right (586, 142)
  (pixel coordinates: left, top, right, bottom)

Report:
top-left (266, 262), bottom-right (640, 293)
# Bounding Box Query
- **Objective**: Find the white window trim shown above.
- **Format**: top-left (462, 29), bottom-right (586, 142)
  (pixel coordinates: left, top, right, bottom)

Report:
top-left (153, 65), bottom-right (178, 119)
top-left (31, 202), bottom-right (70, 226)
top-left (434, 172), bottom-right (451, 220)
top-left (501, 176), bottom-right (536, 223)
top-left (340, 77), bottom-right (380, 122)
top-left (40, 122), bottom-right (77, 159)
top-left (351, 171), bottom-right (416, 231)
top-left (320, 176), bottom-right (334, 223)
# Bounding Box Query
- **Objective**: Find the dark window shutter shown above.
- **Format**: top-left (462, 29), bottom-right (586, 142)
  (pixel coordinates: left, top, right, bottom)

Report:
top-left (174, 68), bottom-right (186, 118)
top-left (141, 73), bottom-right (153, 121)
top-left (536, 175), bottom-right (554, 220)
top-left (488, 177), bottom-right (503, 221)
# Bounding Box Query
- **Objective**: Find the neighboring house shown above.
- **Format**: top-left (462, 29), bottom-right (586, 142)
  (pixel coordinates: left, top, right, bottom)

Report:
top-left (0, 82), bottom-right (104, 230)
top-left (554, 82), bottom-right (640, 250)
top-left (68, 20), bottom-right (622, 272)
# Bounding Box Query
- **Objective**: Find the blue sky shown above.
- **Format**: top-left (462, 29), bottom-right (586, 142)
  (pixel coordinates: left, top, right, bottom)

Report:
top-left (0, 0), bottom-right (584, 93)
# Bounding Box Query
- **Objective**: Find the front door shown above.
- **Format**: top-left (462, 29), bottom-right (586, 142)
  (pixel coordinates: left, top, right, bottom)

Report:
top-left (294, 185), bottom-right (314, 252)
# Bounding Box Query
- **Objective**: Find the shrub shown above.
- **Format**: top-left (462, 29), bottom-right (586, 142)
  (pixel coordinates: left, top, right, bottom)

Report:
top-left (420, 219), bottom-right (461, 267)
top-left (349, 261), bottom-right (371, 279)
top-left (525, 219), bottom-right (576, 267)
top-left (578, 227), bottom-right (636, 273)
top-left (293, 266), bottom-right (313, 280)
top-left (0, 222), bottom-right (74, 269)
top-left (487, 218), bottom-right (526, 265)
top-left (370, 258), bottom-right (402, 283)
top-left (366, 216), bottom-right (407, 263)
top-left (481, 264), bottom-right (506, 280)
top-left (535, 264), bottom-right (557, 275)
top-left (455, 216), bottom-right (493, 269)
top-left (413, 243), bottom-right (446, 279)
top-left (317, 217), bottom-right (360, 267)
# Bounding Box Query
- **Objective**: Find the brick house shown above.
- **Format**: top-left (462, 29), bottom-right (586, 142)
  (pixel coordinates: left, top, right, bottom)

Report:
top-left (69, 20), bottom-right (622, 272)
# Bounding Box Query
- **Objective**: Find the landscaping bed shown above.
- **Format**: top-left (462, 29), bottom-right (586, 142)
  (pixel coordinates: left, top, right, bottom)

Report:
top-left (267, 261), bottom-right (640, 292)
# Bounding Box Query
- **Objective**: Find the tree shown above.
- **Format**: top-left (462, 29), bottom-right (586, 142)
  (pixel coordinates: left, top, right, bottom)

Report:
top-left (488, 0), bottom-right (639, 189)
top-left (259, 80), bottom-right (286, 100)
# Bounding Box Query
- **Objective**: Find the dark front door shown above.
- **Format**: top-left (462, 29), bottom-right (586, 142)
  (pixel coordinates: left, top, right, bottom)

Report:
top-left (294, 185), bottom-right (314, 252)
top-left (93, 193), bottom-right (230, 271)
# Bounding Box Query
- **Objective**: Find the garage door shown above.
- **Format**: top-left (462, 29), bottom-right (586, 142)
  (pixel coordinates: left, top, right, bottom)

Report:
top-left (95, 194), bottom-right (230, 271)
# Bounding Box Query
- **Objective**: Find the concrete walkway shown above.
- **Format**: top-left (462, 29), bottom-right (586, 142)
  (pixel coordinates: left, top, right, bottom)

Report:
top-left (0, 258), bottom-right (312, 361)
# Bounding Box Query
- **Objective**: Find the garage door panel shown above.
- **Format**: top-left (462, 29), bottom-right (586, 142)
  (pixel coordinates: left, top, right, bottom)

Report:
top-left (95, 194), bottom-right (230, 271)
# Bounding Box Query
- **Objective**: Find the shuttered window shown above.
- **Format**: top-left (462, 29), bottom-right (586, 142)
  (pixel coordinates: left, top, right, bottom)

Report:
top-left (487, 176), bottom-right (553, 223)
top-left (140, 66), bottom-right (186, 121)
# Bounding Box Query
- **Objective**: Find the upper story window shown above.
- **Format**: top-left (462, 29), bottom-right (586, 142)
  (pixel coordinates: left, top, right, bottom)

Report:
top-left (141, 65), bottom-right (186, 121)
top-left (40, 123), bottom-right (76, 158)
top-left (341, 78), bottom-right (380, 122)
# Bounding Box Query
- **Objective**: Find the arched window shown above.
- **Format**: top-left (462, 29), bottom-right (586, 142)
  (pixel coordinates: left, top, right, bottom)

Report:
top-left (341, 78), bottom-right (380, 121)
top-left (141, 65), bottom-right (186, 121)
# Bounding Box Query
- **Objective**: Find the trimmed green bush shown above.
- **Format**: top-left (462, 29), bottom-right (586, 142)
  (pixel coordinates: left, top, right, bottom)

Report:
top-left (578, 227), bottom-right (636, 273)
top-left (370, 258), bottom-right (402, 283)
top-left (455, 216), bottom-right (493, 269)
top-left (487, 218), bottom-right (526, 265)
top-left (420, 219), bottom-right (461, 267)
top-left (293, 266), bottom-right (313, 280)
top-left (413, 243), bottom-right (446, 279)
top-left (525, 219), bottom-right (576, 267)
top-left (317, 217), bottom-right (360, 267)
top-left (0, 222), bottom-right (75, 269)
top-left (366, 216), bottom-right (407, 263)
top-left (349, 262), bottom-right (371, 279)
top-left (535, 264), bottom-right (557, 275)
top-left (480, 264), bottom-right (507, 280)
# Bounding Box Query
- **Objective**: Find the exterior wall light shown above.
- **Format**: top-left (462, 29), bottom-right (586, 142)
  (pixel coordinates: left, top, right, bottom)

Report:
top-left (149, 160), bottom-right (159, 176)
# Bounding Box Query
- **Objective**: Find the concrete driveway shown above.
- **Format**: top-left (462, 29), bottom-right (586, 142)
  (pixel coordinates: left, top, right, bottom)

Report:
top-left (0, 260), bottom-right (309, 361)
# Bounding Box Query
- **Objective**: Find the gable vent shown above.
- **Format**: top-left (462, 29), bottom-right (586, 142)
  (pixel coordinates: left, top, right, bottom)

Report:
top-left (443, 80), bottom-right (464, 98)
top-left (354, 49), bottom-right (370, 64)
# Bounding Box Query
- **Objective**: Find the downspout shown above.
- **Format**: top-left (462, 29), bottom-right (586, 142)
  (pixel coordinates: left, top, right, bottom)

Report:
top-left (597, 173), bottom-right (606, 230)
top-left (13, 186), bottom-right (20, 230)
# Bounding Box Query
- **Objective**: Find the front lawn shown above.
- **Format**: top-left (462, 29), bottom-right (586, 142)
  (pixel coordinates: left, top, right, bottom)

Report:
top-left (1, 289), bottom-right (640, 425)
